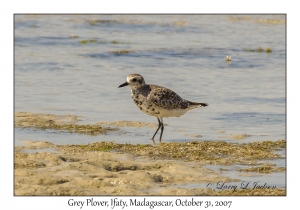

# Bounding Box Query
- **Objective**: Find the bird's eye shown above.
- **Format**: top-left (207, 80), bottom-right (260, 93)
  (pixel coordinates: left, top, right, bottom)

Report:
top-left (132, 78), bottom-right (137, 82)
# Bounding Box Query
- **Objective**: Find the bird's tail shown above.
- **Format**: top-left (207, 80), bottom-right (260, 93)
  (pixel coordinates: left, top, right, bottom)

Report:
top-left (189, 102), bottom-right (208, 107)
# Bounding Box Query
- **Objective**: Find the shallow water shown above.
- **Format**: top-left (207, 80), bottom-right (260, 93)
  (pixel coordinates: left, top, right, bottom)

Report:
top-left (14, 15), bottom-right (286, 189)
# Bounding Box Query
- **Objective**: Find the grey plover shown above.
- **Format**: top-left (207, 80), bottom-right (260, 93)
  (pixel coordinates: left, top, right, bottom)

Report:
top-left (118, 73), bottom-right (208, 142)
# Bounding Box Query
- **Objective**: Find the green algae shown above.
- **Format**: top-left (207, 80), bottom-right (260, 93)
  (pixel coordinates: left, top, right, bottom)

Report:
top-left (238, 165), bottom-right (286, 174)
top-left (79, 39), bottom-right (130, 45)
top-left (109, 50), bottom-right (133, 54)
top-left (244, 47), bottom-right (272, 53)
top-left (79, 39), bottom-right (98, 44)
top-left (14, 112), bottom-right (118, 136)
top-left (111, 40), bottom-right (130, 44)
top-left (61, 140), bottom-right (286, 165)
top-left (89, 20), bottom-right (119, 25)
top-left (28, 122), bottom-right (116, 136)
top-left (92, 145), bottom-right (113, 152)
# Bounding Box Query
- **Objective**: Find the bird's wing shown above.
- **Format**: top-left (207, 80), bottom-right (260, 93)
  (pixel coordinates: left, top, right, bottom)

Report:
top-left (148, 85), bottom-right (190, 110)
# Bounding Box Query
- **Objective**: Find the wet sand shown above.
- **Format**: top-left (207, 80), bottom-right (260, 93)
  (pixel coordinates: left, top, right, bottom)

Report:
top-left (14, 141), bottom-right (230, 195)
top-left (14, 112), bottom-right (286, 196)
top-left (15, 140), bottom-right (286, 196)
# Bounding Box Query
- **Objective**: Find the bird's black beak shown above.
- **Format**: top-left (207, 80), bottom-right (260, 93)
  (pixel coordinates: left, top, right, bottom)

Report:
top-left (118, 82), bottom-right (129, 88)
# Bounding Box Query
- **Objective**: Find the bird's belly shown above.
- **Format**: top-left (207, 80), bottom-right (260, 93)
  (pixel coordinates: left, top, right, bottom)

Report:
top-left (134, 99), bottom-right (190, 118)
top-left (158, 108), bottom-right (190, 118)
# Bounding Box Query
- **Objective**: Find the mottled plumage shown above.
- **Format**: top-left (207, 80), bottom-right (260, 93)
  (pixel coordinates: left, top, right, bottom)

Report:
top-left (119, 73), bottom-right (208, 142)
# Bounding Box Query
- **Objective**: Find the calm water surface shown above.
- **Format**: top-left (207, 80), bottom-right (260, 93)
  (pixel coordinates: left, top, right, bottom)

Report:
top-left (14, 14), bottom-right (286, 189)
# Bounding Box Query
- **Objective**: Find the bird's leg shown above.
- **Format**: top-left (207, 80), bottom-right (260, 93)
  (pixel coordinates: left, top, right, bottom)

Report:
top-left (159, 118), bottom-right (164, 142)
top-left (152, 117), bottom-right (162, 141)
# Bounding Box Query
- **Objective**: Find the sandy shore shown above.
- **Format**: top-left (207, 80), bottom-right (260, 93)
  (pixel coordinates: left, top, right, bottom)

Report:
top-left (14, 141), bottom-right (231, 195)
top-left (15, 140), bottom-right (286, 196)
top-left (14, 112), bottom-right (286, 196)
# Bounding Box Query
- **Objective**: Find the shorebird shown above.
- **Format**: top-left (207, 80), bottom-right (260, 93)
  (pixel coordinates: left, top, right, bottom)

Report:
top-left (118, 73), bottom-right (208, 142)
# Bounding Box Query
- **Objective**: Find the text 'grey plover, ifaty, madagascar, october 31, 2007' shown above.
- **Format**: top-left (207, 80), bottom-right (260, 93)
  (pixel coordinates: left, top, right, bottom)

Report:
top-left (118, 73), bottom-right (208, 143)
